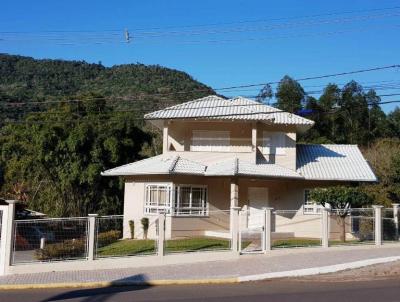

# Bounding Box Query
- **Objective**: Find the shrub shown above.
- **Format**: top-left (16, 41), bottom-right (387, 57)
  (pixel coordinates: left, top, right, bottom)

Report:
top-left (129, 220), bottom-right (135, 239)
top-left (34, 239), bottom-right (86, 261)
top-left (383, 219), bottom-right (397, 241)
top-left (97, 230), bottom-right (121, 248)
top-left (141, 217), bottom-right (149, 239)
top-left (358, 218), bottom-right (374, 241)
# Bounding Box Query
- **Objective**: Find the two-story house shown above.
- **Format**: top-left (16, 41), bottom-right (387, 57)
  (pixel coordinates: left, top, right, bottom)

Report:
top-left (102, 95), bottom-right (377, 240)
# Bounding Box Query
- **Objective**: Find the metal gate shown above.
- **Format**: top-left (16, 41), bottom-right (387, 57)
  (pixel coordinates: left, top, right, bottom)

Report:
top-left (239, 210), bottom-right (265, 254)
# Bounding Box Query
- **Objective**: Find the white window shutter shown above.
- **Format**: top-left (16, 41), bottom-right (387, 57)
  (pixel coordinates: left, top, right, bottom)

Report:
top-left (274, 132), bottom-right (286, 155)
top-left (262, 131), bottom-right (286, 155)
top-left (191, 130), bottom-right (230, 152)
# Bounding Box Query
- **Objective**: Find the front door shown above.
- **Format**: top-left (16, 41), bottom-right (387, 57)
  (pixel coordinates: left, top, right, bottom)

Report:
top-left (248, 187), bottom-right (269, 228)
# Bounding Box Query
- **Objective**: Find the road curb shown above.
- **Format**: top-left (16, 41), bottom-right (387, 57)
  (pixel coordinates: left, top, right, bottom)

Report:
top-left (0, 278), bottom-right (239, 290)
top-left (1, 256), bottom-right (399, 290)
top-left (239, 256), bottom-right (400, 282)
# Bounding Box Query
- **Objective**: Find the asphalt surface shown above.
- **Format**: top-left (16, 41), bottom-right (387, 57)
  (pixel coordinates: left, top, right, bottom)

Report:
top-left (1, 278), bottom-right (400, 302)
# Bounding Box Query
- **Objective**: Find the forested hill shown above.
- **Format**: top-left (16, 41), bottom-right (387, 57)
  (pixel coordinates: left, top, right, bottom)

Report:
top-left (1, 53), bottom-right (400, 216)
top-left (0, 53), bottom-right (214, 121)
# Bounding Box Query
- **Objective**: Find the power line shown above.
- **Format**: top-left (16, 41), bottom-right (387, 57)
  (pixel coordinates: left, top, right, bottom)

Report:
top-left (1, 10), bottom-right (399, 45)
top-left (3, 96), bottom-right (400, 120)
top-left (2, 6), bottom-right (400, 35)
top-left (1, 64), bottom-right (399, 108)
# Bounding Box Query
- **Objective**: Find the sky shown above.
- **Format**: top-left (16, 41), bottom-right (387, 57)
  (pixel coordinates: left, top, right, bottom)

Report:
top-left (1, 0), bottom-right (400, 112)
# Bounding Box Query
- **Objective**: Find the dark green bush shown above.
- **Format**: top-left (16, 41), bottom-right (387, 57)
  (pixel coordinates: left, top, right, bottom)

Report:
top-left (358, 218), bottom-right (374, 241)
top-left (383, 219), bottom-right (397, 241)
top-left (34, 239), bottom-right (86, 261)
top-left (97, 230), bottom-right (121, 248)
top-left (129, 220), bottom-right (135, 239)
top-left (141, 217), bottom-right (149, 239)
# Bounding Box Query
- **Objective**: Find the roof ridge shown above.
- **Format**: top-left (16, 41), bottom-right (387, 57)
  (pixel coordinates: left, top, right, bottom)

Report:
top-left (231, 96), bottom-right (314, 124)
top-left (234, 157), bottom-right (239, 175)
top-left (144, 95), bottom-right (225, 118)
top-left (168, 155), bottom-right (180, 172)
top-left (101, 154), bottom-right (166, 174)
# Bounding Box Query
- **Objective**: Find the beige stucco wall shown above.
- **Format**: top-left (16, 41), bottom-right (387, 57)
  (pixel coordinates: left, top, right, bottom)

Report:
top-left (164, 120), bottom-right (297, 168)
top-left (122, 175), bottom-right (344, 240)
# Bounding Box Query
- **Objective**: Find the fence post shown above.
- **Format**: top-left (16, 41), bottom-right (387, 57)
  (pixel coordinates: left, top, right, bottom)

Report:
top-left (373, 205), bottom-right (383, 246)
top-left (392, 203), bottom-right (399, 240)
top-left (0, 200), bottom-right (16, 275)
top-left (262, 207), bottom-right (273, 253)
top-left (87, 214), bottom-right (98, 261)
top-left (157, 213), bottom-right (165, 257)
top-left (230, 207), bottom-right (241, 252)
top-left (321, 208), bottom-right (330, 248)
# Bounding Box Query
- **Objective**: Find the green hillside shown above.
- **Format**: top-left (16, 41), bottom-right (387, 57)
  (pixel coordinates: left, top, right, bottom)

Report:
top-left (0, 53), bottom-right (215, 122)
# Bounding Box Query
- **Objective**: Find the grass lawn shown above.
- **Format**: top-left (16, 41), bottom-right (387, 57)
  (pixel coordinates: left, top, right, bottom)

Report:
top-left (97, 237), bottom-right (231, 257)
top-left (271, 238), bottom-right (375, 248)
top-left (272, 238), bottom-right (321, 248)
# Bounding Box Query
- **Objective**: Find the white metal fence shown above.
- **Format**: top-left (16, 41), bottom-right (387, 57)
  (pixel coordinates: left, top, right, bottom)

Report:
top-left (329, 208), bottom-right (375, 246)
top-left (273, 209), bottom-right (322, 249)
top-left (95, 215), bottom-right (158, 258)
top-left (0, 202), bottom-right (399, 274)
top-left (12, 218), bottom-right (89, 264)
top-left (166, 209), bottom-right (232, 254)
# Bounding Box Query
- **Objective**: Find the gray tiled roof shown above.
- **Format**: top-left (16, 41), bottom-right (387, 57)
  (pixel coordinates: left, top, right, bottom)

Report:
top-left (101, 155), bottom-right (206, 176)
top-left (144, 95), bottom-right (314, 129)
top-left (102, 155), bottom-right (302, 179)
top-left (231, 97), bottom-right (314, 126)
top-left (296, 144), bottom-right (377, 182)
top-left (103, 144), bottom-right (377, 182)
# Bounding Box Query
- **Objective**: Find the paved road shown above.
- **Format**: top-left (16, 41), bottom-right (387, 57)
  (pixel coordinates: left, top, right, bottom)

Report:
top-left (1, 278), bottom-right (400, 302)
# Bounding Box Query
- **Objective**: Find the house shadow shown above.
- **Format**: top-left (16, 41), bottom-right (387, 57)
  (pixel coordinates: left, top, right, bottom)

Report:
top-left (296, 144), bottom-right (345, 170)
top-left (40, 274), bottom-right (152, 302)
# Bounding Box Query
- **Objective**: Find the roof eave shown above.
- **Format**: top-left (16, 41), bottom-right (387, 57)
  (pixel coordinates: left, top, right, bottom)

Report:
top-left (301, 177), bottom-right (378, 182)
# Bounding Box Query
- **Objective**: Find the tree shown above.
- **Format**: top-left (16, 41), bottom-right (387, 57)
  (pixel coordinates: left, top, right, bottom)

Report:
top-left (365, 90), bottom-right (389, 146)
top-left (388, 107), bottom-right (400, 138)
top-left (310, 186), bottom-right (372, 242)
top-left (317, 84), bottom-right (341, 141)
top-left (275, 75), bottom-right (305, 113)
top-left (255, 84), bottom-right (273, 104)
top-left (0, 99), bottom-right (152, 217)
top-left (337, 81), bottom-right (369, 144)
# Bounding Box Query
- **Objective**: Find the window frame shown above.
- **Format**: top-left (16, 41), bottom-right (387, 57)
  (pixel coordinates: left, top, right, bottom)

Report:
top-left (144, 183), bottom-right (208, 216)
top-left (262, 131), bottom-right (286, 155)
top-left (174, 184), bottom-right (208, 216)
top-left (303, 189), bottom-right (323, 215)
top-left (144, 183), bottom-right (173, 215)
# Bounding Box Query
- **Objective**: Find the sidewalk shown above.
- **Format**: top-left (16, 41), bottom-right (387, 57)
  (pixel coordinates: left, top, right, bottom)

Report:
top-left (1, 244), bottom-right (400, 288)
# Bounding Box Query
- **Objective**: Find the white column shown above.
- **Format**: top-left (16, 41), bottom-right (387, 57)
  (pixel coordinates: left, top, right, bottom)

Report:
top-left (230, 180), bottom-right (239, 238)
top-left (321, 208), bottom-right (330, 248)
top-left (87, 214), bottom-right (98, 261)
top-left (230, 181), bottom-right (239, 208)
top-left (157, 213), bottom-right (166, 257)
top-left (251, 122), bottom-right (257, 163)
top-left (373, 205), bottom-right (383, 246)
top-left (262, 207), bottom-right (273, 252)
top-left (0, 200), bottom-right (16, 275)
top-left (163, 121), bottom-right (169, 154)
top-left (392, 203), bottom-right (399, 240)
top-left (230, 207), bottom-right (241, 252)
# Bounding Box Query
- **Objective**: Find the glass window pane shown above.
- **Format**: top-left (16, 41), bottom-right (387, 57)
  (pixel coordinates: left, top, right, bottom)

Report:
top-left (191, 188), bottom-right (203, 208)
top-left (177, 187), bottom-right (190, 208)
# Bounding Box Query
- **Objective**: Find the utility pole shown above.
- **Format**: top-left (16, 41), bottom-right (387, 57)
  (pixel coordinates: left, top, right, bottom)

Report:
top-left (124, 29), bottom-right (131, 43)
